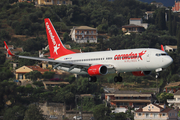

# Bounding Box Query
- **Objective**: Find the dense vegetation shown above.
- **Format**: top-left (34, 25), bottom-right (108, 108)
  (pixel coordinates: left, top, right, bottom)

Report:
top-left (0, 0), bottom-right (180, 119)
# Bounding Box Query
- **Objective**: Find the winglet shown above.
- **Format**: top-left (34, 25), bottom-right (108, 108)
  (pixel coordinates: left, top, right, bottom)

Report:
top-left (4, 41), bottom-right (14, 56)
top-left (161, 45), bottom-right (164, 51)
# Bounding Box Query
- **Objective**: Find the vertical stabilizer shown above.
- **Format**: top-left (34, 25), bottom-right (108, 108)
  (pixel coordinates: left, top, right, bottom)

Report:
top-left (44, 18), bottom-right (75, 59)
top-left (161, 45), bottom-right (165, 51)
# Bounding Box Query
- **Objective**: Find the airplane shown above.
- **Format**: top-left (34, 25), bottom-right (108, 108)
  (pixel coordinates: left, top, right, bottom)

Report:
top-left (4, 18), bottom-right (173, 82)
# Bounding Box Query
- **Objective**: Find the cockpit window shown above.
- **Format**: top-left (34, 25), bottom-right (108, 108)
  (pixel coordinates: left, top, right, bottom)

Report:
top-left (156, 53), bottom-right (168, 56)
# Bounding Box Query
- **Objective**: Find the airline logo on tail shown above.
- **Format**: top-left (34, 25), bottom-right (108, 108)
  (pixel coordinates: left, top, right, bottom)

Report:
top-left (46, 22), bottom-right (60, 55)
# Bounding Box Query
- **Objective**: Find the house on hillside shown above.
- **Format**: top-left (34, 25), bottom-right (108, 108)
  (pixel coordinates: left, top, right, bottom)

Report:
top-left (129, 18), bottom-right (148, 29)
top-left (105, 90), bottom-right (154, 109)
top-left (15, 65), bottom-right (54, 81)
top-left (167, 90), bottom-right (180, 108)
top-left (134, 103), bottom-right (178, 120)
top-left (165, 45), bottom-right (177, 52)
top-left (0, 45), bottom-right (23, 60)
top-left (121, 18), bottom-right (148, 34)
top-left (144, 11), bottom-right (154, 20)
top-left (35, 0), bottom-right (72, 6)
top-left (69, 26), bottom-right (98, 43)
top-left (172, 1), bottom-right (180, 12)
top-left (151, 2), bottom-right (164, 8)
top-left (164, 81), bottom-right (180, 93)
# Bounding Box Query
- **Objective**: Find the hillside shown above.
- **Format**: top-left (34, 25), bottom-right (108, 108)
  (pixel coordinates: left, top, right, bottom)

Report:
top-left (138, 0), bottom-right (175, 7)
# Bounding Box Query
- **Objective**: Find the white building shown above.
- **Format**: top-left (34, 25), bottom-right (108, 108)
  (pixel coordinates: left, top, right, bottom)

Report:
top-left (129, 18), bottom-right (148, 29)
top-left (165, 45), bottom-right (177, 52)
top-left (167, 90), bottom-right (180, 108)
top-left (69, 26), bottom-right (98, 43)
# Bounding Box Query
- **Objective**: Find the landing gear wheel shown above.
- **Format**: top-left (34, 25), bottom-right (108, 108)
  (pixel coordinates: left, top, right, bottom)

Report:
top-left (88, 76), bottom-right (97, 82)
top-left (114, 76), bottom-right (118, 83)
top-left (114, 75), bottom-right (123, 83)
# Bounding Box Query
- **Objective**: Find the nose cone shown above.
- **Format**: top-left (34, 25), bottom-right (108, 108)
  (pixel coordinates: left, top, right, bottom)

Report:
top-left (163, 56), bottom-right (173, 68)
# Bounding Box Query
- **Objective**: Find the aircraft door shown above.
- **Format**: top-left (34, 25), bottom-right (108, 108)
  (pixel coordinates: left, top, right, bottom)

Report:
top-left (147, 52), bottom-right (150, 62)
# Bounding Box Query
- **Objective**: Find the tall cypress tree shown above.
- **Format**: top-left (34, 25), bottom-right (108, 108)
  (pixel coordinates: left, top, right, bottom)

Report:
top-left (172, 16), bottom-right (177, 36)
top-left (177, 27), bottom-right (180, 54)
top-left (168, 9), bottom-right (172, 35)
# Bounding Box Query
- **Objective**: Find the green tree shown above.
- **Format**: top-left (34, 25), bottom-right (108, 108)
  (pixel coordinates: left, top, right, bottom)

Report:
top-left (25, 71), bottom-right (42, 82)
top-left (24, 104), bottom-right (45, 120)
top-left (168, 9), bottom-right (172, 35)
top-left (63, 32), bottom-right (71, 43)
top-left (93, 104), bottom-right (111, 120)
top-left (177, 28), bottom-right (180, 53)
top-left (0, 50), bottom-right (6, 65)
top-left (4, 105), bottom-right (25, 120)
top-left (43, 71), bottom-right (55, 79)
top-left (108, 25), bottom-right (119, 36)
top-left (157, 92), bottom-right (173, 104)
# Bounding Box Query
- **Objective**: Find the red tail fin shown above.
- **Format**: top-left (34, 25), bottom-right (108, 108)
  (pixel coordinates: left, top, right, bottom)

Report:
top-left (161, 45), bottom-right (164, 51)
top-left (44, 18), bottom-right (75, 59)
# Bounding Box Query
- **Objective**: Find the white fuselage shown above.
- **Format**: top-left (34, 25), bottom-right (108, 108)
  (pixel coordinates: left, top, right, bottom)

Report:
top-left (55, 48), bottom-right (173, 74)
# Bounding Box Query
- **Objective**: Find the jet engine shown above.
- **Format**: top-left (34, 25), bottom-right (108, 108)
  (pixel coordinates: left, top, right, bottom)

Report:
top-left (132, 71), bottom-right (151, 76)
top-left (88, 65), bottom-right (108, 76)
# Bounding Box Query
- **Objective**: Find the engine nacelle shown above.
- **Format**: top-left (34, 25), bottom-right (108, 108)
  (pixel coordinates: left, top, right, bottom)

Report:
top-left (132, 71), bottom-right (151, 76)
top-left (88, 65), bottom-right (108, 76)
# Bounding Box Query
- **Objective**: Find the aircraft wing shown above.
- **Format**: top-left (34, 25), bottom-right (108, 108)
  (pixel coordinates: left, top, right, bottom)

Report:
top-left (4, 41), bottom-right (114, 72)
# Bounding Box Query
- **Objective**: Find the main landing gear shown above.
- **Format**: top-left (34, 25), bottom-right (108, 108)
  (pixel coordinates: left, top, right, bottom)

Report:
top-left (88, 76), bottom-right (97, 82)
top-left (114, 73), bottom-right (123, 83)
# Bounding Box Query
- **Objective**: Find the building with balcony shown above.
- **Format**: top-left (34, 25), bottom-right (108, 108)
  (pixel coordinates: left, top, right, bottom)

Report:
top-left (164, 82), bottom-right (180, 93)
top-left (134, 104), bottom-right (178, 120)
top-left (167, 90), bottom-right (180, 108)
top-left (69, 26), bottom-right (98, 43)
top-left (105, 90), bottom-right (154, 109)
top-left (35, 0), bottom-right (72, 6)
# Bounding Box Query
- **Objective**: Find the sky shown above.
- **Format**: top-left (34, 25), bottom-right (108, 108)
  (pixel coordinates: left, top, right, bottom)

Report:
top-left (138, 0), bottom-right (175, 7)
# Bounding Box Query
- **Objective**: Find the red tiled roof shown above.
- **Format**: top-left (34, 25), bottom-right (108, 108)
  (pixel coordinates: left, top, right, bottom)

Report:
top-left (153, 104), bottom-right (164, 109)
top-left (44, 52), bottom-right (50, 56)
top-left (130, 18), bottom-right (142, 20)
top-left (26, 66), bottom-right (54, 73)
top-left (71, 49), bottom-right (81, 53)
top-left (135, 105), bottom-right (173, 113)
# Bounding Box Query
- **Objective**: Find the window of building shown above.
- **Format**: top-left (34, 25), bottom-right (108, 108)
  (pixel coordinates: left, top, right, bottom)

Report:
top-left (18, 74), bottom-right (23, 79)
top-left (138, 113), bottom-right (141, 116)
top-left (152, 106), bottom-right (154, 108)
top-left (87, 31), bottom-right (89, 34)
top-left (146, 113), bottom-right (149, 118)
top-left (77, 31), bottom-right (79, 34)
top-left (169, 113), bottom-right (171, 116)
top-left (63, 1), bottom-right (66, 4)
top-left (162, 113), bottom-right (166, 116)
top-left (154, 113), bottom-right (158, 118)
top-left (91, 31), bottom-right (93, 34)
